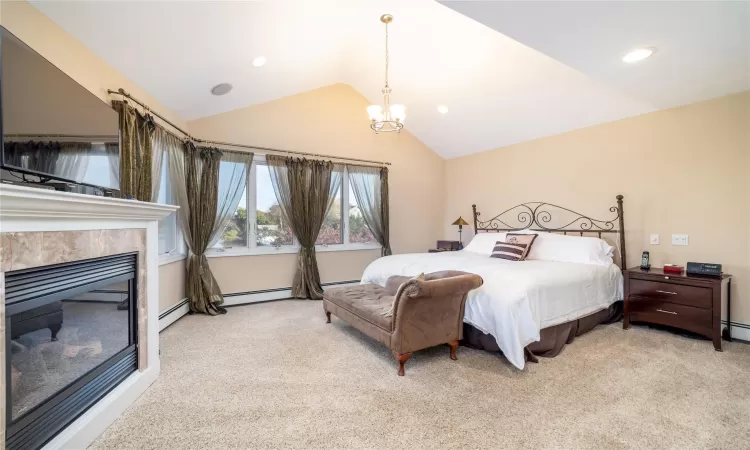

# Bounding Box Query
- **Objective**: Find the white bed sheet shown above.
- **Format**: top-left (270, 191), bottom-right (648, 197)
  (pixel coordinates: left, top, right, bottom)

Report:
top-left (360, 251), bottom-right (623, 369)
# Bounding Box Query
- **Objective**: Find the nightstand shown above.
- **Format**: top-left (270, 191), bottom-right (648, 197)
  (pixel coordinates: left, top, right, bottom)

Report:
top-left (428, 240), bottom-right (460, 253)
top-left (623, 267), bottom-right (732, 351)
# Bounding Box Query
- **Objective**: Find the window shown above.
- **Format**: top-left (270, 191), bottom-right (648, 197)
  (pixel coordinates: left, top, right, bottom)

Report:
top-left (156, 153), bottom-right (181, 256)
top-left (348, 183), bottom-right (377, 244)
top-left (215, 159), bottom-right (249, 249)
top-left (208, 158), bottom-right (380, 255)
top-left (218, 190), bottom-right (247, 248)
top-left (256, 164), bottom-right (293, 247)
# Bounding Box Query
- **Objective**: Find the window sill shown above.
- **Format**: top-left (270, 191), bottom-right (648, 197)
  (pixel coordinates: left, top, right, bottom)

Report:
top-left (159, 253), bottom-right (187, 266)
top-left (205, 243), bottom-right (381, 258)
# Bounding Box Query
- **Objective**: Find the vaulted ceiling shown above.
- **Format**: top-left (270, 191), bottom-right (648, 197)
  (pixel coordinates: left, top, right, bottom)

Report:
top-left (32, 0), bottom-right (749, 158)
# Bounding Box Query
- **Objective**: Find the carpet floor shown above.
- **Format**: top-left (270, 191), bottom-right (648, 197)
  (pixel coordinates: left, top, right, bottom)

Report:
top-left (91, 300), bottom-right (750, 449)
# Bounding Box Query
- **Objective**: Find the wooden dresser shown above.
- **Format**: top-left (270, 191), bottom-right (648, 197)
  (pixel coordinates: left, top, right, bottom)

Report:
top-left (623, 267), bottom-right (732, 351)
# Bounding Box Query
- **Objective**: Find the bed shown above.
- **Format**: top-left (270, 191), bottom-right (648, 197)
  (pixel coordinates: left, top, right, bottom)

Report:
top-left (361, 196), bottom-right (627, 369)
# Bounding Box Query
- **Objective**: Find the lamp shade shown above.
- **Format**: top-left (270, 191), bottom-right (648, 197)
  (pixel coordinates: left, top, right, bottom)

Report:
top-left (452, 216), bottom-right (469, 226)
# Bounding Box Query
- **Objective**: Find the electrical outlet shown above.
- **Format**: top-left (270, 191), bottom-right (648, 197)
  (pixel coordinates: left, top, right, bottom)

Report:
top-left (649, 234), bottom-right (660, 245)
top-left (672, 234), bottom-right (689, 246)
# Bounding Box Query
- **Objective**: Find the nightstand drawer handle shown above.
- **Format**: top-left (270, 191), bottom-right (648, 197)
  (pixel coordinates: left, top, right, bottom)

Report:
top-left (656, 290), bottom-right (677, 295)
top-left (656, 309), bottom-right (677, 315)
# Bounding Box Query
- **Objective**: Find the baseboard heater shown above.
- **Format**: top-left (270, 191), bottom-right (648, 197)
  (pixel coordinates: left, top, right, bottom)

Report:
top-left (222, 280), bottom-right (361, 307)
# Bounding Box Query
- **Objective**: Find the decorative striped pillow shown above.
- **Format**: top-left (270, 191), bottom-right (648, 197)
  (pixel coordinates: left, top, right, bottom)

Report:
top-left (505, 233), bottom-right (538, 260)
top-left (491, 241), bottom-right (529, 261)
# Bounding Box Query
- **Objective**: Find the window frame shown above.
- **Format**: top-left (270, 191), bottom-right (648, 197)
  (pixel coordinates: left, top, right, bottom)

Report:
top-left (207, 156), bottom-right (380, 258)
top-left (158, 154), bottom-right (187, 265)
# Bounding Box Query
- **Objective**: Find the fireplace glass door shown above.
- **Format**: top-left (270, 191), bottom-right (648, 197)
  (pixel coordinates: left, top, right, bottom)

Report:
top-left (5, 253), bottom-right (138, 450)
top-left (9, 280), bottom-right (132, 420)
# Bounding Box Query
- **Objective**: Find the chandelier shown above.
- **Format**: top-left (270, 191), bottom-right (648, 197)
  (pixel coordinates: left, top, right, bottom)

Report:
top-left (367, 14), bottom-right (405, 133)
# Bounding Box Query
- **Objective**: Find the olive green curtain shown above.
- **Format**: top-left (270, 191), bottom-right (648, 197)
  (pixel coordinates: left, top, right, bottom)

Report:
top-left (267, 155), bottom-right (340, 299)
top-left (170, 142), bottom-right (226, 315)
top-left (112, 100), bottom-right (155, 201)
top-left (379, 167), bottom-right (392, 256)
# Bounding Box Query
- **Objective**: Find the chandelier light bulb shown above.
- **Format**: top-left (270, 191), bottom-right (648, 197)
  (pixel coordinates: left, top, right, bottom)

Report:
top-left (390, 104), bottom-right (406, 123)
top-left (367, 105), bottom-right (384, 122)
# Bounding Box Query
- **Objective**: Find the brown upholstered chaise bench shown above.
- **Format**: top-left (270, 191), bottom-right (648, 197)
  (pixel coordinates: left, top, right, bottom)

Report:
top-left (323, 271), bottom-right (483, 376)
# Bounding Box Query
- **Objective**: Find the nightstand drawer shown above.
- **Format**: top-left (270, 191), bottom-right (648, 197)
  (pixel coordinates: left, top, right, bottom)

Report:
top-left (630, 279), bottom-right (711, 309)
top-left (628, 297), bottom-right (712, 335)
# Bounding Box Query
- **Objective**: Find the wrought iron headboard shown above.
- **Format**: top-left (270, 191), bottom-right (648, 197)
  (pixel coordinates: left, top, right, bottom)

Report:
top-left (472, 195), bottom-right (626, 268)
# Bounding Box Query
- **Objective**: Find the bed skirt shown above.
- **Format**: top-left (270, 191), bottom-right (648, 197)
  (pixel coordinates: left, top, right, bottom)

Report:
top-left (462, 301), bottom-right (623, 363)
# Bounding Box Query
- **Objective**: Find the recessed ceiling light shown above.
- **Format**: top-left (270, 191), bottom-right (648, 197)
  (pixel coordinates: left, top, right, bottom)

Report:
top-left (622, 47), bottom-right (655, 63)
top-left (210, 83), bottom-right (233, 96)
top-left (252, 56), bottom-right (267, 68)
top-left (437, 105), bottom-right (449, 114)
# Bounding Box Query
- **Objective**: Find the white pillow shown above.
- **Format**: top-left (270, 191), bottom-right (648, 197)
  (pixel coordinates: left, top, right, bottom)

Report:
top-left (513, 230), bottom-right (614, 266)
top-left (462, 232), bottom-right (507, 255)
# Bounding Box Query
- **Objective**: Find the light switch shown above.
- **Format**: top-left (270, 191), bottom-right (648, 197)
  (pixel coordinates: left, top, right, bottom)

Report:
top-left (649, 234), bottom-right (660, 245)
top-left (672, 234), bottom-right (689, 246)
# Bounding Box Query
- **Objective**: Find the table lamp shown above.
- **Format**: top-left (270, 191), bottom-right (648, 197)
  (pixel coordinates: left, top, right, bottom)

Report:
top-left (452, 216), bottom-right (469, 250)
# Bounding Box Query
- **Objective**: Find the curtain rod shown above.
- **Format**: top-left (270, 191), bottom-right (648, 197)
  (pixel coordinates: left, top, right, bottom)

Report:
top-left (107, 88), bottom-right (391, 167)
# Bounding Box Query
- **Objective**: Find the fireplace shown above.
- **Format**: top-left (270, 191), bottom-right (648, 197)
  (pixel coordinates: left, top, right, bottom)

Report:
top-left (1, 184), bottom-right (176, 449)
top-left (4, 253), bottom-right (138, 450)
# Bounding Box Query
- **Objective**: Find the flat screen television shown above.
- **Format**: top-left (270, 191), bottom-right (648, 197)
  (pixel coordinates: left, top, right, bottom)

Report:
top-left (0, 26), bottom-right (120, 191)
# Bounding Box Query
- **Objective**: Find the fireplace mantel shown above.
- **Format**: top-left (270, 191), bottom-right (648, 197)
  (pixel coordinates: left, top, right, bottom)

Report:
top-left (0, 184), bottom-right (176, 223)
top-left (0, 184), bottom-right (178, 450)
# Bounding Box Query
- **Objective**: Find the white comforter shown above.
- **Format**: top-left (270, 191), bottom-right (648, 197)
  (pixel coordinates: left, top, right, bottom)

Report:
top-left (361, 251), bottom-right (623, 369)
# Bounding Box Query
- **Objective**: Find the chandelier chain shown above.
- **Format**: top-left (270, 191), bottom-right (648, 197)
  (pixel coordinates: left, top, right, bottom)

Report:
top-left (384, 21), bottom-right (389, 88)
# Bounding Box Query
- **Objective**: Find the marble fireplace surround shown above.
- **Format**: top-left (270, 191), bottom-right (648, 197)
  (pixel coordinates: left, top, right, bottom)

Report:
top-left (1, 229), bottom-right (149, 365)
top-left (0, 184), bottom-right (178, 450)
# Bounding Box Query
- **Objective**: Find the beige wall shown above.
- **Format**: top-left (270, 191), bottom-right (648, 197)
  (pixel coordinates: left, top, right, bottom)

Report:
top-left (208, 250), bottom-right (378, 293)
top-left (158, 260), bottom-right (186, 312)
top-left (0, 1), bottom-right (188, 130)
top-left (445, 92), bottom-right (750, 324)
top-left (188, 83), bottom-right (445, 294)
top-left (2, 1), bottom-right (191, 313)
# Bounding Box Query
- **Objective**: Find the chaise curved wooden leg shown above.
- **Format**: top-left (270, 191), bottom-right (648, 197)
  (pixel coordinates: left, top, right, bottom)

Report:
top-left (448, 340), bottom-right (459, 360)
top-left (392, 351), bottom-right (412, 376)
top-left (325, 311), bottom-right (331, 323)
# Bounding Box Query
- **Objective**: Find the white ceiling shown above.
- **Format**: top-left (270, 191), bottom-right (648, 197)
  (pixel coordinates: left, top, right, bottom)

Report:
top-left (31, 0), bottom-right (749, 159)
top-left (441, 0), bottom-right (750, 112)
